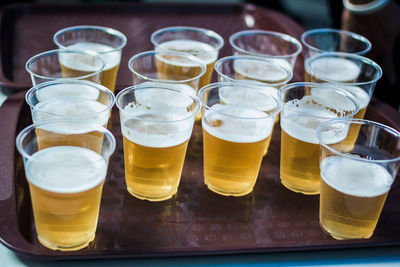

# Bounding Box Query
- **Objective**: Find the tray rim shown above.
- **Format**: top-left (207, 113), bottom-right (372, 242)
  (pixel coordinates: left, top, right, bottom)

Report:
top-left (1, 2), bottom-right (400, 261)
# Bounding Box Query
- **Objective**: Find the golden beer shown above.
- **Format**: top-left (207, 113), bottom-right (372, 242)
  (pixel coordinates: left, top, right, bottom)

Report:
top-left (64, 42), bottom-right (122, 92)
top-left (59, 64), bottom-right (102, 84)
top-left (202, 104), bottom-right (272, 196)
top-left (203, 129), bottom-right (267, 196)
top-left (215, 56), bottom-right (290, 155)
top-left (305, 56), bottom-right (366, 118)
top-left (232, 58), bottom-right (290, 153)
top-left (305, 55), bottom-right (384, 152)
top-left (320, 156), bottom-right (392, 239)
top-left (27, 81), bottom-right (113, 151)
top-left (280, 128), bottom-right (321, 194)
top-left (154, 50), bottom-right (205, 91)
top-left (156, 39), bottom-right (218, 89)
top-left (310, 83), bottom-right (370, 150)
top-left (332, 85), bottom-right (369, 148)
top-left (122, 135), bottom-right (189, 201)
top-left (218, 84), bottom-right (279, 155)
top-left (280, 89), bottom-right (357, 195)
top-left (26, 146), bottom-right (107, 251)
top-left (33, 97), bottom-right (109, 152)
top-left (118, 88), bottom-right (197, 201)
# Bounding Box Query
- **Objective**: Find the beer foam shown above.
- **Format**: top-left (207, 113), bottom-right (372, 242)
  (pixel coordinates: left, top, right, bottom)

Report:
top-left (35, 83), bottom-right (100, 102)
top-left (121, 100), bottom-right (194, 148)
top-left (34, 97), bottom-right (109, 132)
top-left (202, 104), bottom-right (273, 143)
top-left (156, 40), bottom-right (218, 65)
top-left (233, 59), bottom-right (289, 82)
top-left (281, 96), bottom-right (346, 144)
top-left (137, 81), bottom-right (196, 100)
top-left (323, 84), bottom-right (370, 109)
top-left (219, 85), bottom-right (278, 113)
top-left (26, 146), bottom-right (107, 193)
top-left (65, 42), bottom-right (121, 70)
top-left (309, 57), bottom-right (361, 82)
top-left (321, 156), bottom-right (393, 197)
top-left (271, 58), bottom-right (292, 71)
top-left (310, 86), bottom-right (358, 113)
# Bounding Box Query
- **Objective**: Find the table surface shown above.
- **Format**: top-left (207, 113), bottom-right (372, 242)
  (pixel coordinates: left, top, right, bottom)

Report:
top-left (1, 88), bottom-right (400, 267)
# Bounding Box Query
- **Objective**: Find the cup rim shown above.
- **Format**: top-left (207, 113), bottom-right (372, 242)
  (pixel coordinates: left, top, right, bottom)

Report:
top-left (116, 83), bottom-right (201, 123)
top-left (214, 55), bottom-right (293, 87)
top-left (198, 81), bottom-right (282, 120)
top-left (25, 79), bottom-right (115, 118)
top-left (229, 30), bottom-right (303, 59)
top-left (317, 118), bottom-right (400, 164)
top-left (150, 25), bottom-right (225, 51)
top-left (304, 51), bottom-right (383, 86)
top-left (16, 119), bottom-right (116, 161)
top-left (301, 28), bottom-right (372, 55)
top-left (128, 50), bottom-right (207, 84)
top-left (25, 49), bottom-right (106, 82)
top-left (279, 82), bottom-right (360, 119)
top-left (53, 25), bottom-right (128, 53)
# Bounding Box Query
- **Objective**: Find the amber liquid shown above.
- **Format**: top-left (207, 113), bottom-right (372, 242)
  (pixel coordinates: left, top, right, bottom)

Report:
top-left (29, 181), bottom-right (104, 250)
top-left (340, 108), bottom-right (366, 149)
top-left (154, 54), bottom-right (206, 91)
top-left (60, 63), bottom-right (102, 85)
top-left (156, 39), bottom-right (218, 90)
top-left (320, 157), bottom-right (391, 239)
top-left (320, 178), bottom-right (388, 239)
top-left (305, 67), bottom-right (369, 151)
top-left (203, 129), bottom-right (267, 196)
top-left (26, 146), bottom-right (107, 251)
top-left (123, 136), bottom-right (189, 201)
top-left (280, 129), bottom-right (321, 195)
top-left (100, 64), bottom-right (120, 93)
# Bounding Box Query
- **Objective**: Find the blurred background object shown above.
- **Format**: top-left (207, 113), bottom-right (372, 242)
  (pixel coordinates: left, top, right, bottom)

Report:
top-left (339, 0), bottom-right (400, 110)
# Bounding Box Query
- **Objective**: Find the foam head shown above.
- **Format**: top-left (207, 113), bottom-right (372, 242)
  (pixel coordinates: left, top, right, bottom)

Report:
top-left (120, 88), bottom-right (197, 148)
top-left (321, 83), bottom-right (370, 110)
top-left (136, 81), bottom-right (196, 99)
top-left (281, 93), bottom-right (353, 144)
top-left (26, 146), bottom-right (107, 193)
top-left (156, 40), bottom-right (218, 65)
top-left (321, 156), bottom-right (393, 197)
top-left (202, 104), bottom-right (274, 143)
top-left (309, 86), bottom-right (359, 115)
top-left (58, 49), bottom-right (105, 72)
top-left (65, 42), bottom-right (121, 70)
top-left (218, 85), bottom-right (279, 114)
top-left (35, 83), bottom-right (101, 102)
top-left (233, 58), bottom-right (289, 82)
top-left (307, 56), bottom-right (361, 82)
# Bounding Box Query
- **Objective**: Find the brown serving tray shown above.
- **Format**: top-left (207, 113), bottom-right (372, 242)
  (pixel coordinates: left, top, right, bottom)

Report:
top-left (1, 2), bottom-right (400, 261)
